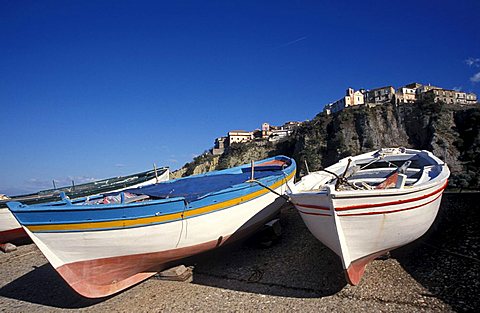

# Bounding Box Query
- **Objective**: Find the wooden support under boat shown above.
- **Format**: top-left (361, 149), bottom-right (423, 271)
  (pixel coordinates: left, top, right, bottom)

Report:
top-left (154, 265), bottom-right (193, 282)
top-left (0, 242), bottom-right (17, 253)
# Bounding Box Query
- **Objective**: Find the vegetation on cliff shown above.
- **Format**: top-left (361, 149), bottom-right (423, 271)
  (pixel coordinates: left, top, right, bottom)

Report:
top-left (175, 101), bottom-right (480, 190)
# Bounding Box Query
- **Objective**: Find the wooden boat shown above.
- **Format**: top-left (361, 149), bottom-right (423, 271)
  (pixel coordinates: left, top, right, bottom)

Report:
top-left (289, 148), bottom-right (449, 285)
top-left (7, 156), bottom-right (296, 298)
top-left (0, 167), bottom-right (169, 245)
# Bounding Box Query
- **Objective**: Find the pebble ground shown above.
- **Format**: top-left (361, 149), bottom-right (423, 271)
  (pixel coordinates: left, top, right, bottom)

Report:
top-left (0, 193), bottom-right (478, 312)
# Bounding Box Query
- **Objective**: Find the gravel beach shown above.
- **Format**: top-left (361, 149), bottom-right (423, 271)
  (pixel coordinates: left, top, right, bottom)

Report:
top-left (0, 193), bottom-right (478, 312)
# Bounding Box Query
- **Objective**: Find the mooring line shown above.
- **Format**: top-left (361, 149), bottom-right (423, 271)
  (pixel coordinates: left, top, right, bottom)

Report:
top-left (246, 179), bottom-right (290, 201)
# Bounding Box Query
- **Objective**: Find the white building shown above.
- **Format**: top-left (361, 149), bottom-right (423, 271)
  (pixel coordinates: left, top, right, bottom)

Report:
top-left (466, 92), bottom-right (478, 104)
top-left (268, 129), bottom-right (293, 142)
top-left (396, 87), bottom-right (417, 103)
top-left (228, 130), bottom-right (253, 144)
top-left (324, 103), bottom-right (332, 115)
top-left (416, 84), bottom-right (441, 95)
top-left (456, 91), bottom-right (478, 104)
top-left (261, 122), bottom-right (270, 138)
top-left (330, 88), bottom-right (365, 113)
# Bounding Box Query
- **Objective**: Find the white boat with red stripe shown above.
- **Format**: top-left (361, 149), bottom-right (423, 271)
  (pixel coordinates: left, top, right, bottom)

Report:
top-left (289, 147), bottom-right (450, 285)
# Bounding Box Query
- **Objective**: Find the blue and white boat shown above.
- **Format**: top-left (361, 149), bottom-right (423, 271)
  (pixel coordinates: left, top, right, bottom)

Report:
top-left (0, 167), bottom-right (169, 245)
top-left (7, 156), bottom-right (295, 298)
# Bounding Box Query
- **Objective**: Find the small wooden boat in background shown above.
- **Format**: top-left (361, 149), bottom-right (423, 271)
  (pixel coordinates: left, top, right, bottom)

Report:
top-left (0, 167), bottom-right (169, 245)
top-left (289, 148), bottom-right (449, 285)
top-left (7, 156), bottom-right (295, 298)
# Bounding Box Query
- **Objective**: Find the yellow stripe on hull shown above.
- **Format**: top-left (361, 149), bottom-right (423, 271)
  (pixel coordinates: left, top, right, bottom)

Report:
top-left (27, 171), bottom-right (295, 232)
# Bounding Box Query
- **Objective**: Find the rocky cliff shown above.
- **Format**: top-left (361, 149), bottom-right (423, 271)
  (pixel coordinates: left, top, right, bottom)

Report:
top-left (175, 101), bottom-right (480, 190)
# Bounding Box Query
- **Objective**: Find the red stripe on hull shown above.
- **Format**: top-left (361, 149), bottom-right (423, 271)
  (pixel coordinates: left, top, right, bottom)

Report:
top-left (335, 180), bottom-right (448, 212)
top-left (337, 193), bottom-right (443, 217)
top-left (0, 227), bottom-right (28, 244)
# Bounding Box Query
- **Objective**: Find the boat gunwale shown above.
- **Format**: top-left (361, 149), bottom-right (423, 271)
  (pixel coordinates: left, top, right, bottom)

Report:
top-left (8, 157), bottom-right (296, 232)
top-left (0, 168), bottom-right (169, 205)
top-left (294, 148), bottom-right (449, 199)
top-left (8, 160), bottom-right (294, 214)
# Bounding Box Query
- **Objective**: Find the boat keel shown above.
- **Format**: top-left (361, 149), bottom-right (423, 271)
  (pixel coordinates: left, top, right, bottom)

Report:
top-left (345, 249), bottom-right (393, 285)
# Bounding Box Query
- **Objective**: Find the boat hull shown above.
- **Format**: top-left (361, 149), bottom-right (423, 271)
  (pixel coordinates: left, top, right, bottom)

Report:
top-left (0, 208), bottom-right (27, 244)
top-left (22, 183), bottom-right (289, 298)
top-left (8, 156), bottom-right (295, 297)
top-left (291, 172), bottom-right (448, 285)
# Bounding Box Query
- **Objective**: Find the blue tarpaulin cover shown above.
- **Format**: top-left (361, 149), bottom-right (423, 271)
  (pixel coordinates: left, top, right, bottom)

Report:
top-left (126, 170), bottom-right (281, 202)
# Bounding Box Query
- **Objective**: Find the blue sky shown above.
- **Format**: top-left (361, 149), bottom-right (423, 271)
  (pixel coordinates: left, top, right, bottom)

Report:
top-left (1, 0), bottom-right (479, 195)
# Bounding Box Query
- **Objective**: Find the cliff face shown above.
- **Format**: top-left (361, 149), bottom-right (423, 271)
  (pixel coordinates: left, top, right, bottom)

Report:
top-left (171, 153), bottom-right (220, 179)
top-left (176, 101), bottom-right (480, 190)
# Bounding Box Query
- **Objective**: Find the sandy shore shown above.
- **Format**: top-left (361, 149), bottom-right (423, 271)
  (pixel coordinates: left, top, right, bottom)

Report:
top-left (0, 193), bottom-right (478, 312)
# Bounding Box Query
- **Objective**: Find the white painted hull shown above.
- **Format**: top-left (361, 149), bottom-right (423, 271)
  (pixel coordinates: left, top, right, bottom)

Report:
top-left (334, 190), bottom-right (442, 264)
top-left (23, 180), bottom-right (290, 297)
top-left (292, 182), bottom-right (446, 283)
top-left (290, 148), bottom-right (450, 284)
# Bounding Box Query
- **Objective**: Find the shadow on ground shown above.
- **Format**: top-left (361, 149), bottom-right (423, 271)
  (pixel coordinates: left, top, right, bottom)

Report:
top-left (0, 263), bottom-right (107, 308)
top-left (393, 193), bottom-right (480, 312)
top-left (190, 204), bottom-right (347, 298)
top-left (0, 204), bottom-right (345, 307)
top-left (2, 195), bottom-right (477, 310)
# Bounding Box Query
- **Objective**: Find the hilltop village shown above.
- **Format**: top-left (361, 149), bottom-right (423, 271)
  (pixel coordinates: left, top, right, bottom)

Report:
top-left (212, 121), bottom-right (303, 155)
top-left (211, 82), bottom-right (478, 156)
top-left (324, 82), bottom-right (478, 114)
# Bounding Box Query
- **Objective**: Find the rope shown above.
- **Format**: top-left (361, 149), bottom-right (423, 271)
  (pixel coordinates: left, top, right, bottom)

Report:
top-left (318, 168), bottom-right (364, 190)
top-left (359, 156), bottom-right (381, 170)
top-left (246, 179), bottom-right (290, 201)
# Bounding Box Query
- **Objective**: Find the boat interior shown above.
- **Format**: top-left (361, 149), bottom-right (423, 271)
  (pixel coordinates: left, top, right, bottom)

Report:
top-left (339, 154), bottom-right (443, 190)
top-left (297, 152), bottom-right (444, 192)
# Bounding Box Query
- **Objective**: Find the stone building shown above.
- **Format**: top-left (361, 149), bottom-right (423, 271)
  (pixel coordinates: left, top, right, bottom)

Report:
top-left (396, 87), bottom-right (417, 103)
top-left (324, 82), bottom-right (477, 114)
top-left (212, 137), bottom-right (227, 155)
top-left (366, 86), bottom-right (395, 104)
top-left (282, 121), bottom-right (302, 130)
top-left (415, 84), bottom-right (441, 95)
top-left (420, 89), bottom-right (457, 104)
top-left (453, 91), bottom-right (477, 104)
top-left (405, 82), bottom-right (422, 89)
top-left (455, 91), bottom-right (468, 104)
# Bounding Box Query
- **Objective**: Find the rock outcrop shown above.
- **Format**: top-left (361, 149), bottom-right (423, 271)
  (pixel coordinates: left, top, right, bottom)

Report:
top-left (174, 101), bottom-right (480, 190)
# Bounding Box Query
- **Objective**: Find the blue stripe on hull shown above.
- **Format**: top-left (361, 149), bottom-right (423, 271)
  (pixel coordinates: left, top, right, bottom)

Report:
top-left (7, 156), bottom-right (296, 232)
